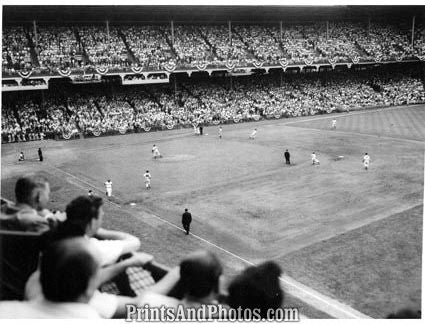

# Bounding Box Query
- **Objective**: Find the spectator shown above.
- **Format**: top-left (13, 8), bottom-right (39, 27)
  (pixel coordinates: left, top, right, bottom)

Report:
top-left (0, 174), bottom-right (63, 232)
top-left (386, 308), bottom-right (421, 319)
top-left (227, 261), bottom-right (284, 319)
top-left (0, 238), bottom-right (101, 318)
top-left (26, 195), bottom-right (179, 318)
top-left (179, 250), bottom-right (223, 308)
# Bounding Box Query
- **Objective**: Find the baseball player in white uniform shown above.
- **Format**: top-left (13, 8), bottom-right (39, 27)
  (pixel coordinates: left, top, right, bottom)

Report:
top-left (144, 170), bottom-right (151, 190)
top-left (249, 128), bottom-right (257, 139)
top-left (152, 144), bottom-right (161, 159)
top-left (331, 118), bottom-right (337, 129)
top-left (311, 152), bottom-right (320, 165)
top-left (363, 153), bottom-right (370, 170)
top-left (104, 180), bottom-right (112, 197)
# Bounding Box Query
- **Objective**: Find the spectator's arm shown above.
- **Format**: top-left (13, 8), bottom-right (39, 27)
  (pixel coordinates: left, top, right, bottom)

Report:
top-left (95, 227), bottom-right (141, 254)
top-left (145, 266), bottom-right (180, 295)
top-left (97, 251), bottom-right (154, 286)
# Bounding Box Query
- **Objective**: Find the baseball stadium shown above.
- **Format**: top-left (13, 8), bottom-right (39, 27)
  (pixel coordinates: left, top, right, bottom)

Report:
top-left (1, 5), bottom-right (424, 320)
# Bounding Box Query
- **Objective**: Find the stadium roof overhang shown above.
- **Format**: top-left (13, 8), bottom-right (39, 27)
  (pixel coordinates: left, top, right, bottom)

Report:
top-left (3, 5), bottom-right (425, 24)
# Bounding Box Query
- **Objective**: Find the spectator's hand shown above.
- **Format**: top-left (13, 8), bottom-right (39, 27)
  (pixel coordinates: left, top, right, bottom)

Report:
top-left (126, 252), bottom-right (154, 267)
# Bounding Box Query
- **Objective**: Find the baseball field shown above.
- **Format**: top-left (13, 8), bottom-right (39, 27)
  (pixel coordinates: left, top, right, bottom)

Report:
top-left (1, 104), bottom-right (423, 318)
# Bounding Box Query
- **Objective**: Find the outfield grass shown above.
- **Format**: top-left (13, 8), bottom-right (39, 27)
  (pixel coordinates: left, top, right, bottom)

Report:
top-left (279, 204), bottom-right (422, 318)
top-left (1, 105), bottom-right (423, 318)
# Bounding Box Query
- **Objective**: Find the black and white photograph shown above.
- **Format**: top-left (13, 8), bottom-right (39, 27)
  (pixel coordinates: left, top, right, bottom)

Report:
top-left (0, 2), bottom-right (424, 320)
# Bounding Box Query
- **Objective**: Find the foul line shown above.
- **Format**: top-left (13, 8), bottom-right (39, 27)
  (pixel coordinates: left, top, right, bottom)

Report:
top-left (47, 162), bottom-right (371, 319)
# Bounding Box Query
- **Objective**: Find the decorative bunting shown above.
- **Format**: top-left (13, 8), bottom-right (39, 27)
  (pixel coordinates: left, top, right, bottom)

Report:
top-left (233, 117), bottom-right (240, 123)
top-left (274, 112), bottom-right (281, 119)
top-left (118, 126), bottom-right (127, 135)
top-left (212, 120), bottom-right (220, 125)
top-left (131, 66), bottom-right (144, 74)
top-left (92, 128), bottom-right (101, 137)
top-left (17, 69), bottom-right (33, 79)
top-left (164, 61), bottom-right (177, 72)
top-left (279, 58), bottom-right (288, 68)
top-left (351, 56), bottom-right (360, 64)
top-left (96, 67), bottom-right (109, 75)
top-left (57, 67), bottom-right (72, 77)
top-left (62, 131), bottom-right (72, 140)
top-left (304, 57), bottom-right (313, 66)
top-left (252, 115), bottom-right (261, 121)
top-left (196, 63), bottom-right (208, 71)
top-left (225, 61), bottom-right (236, 71)
top-left (253, 61), bottom-right (264, 69)
top-left (374, 56), bottom-right (383, 63)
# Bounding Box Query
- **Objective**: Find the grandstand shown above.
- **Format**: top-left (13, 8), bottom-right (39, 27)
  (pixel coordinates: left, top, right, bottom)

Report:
top-left (1, 5), bottom-right (424, 320)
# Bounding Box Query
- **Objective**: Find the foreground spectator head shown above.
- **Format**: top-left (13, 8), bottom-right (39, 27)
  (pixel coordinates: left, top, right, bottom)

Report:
top-left (15, 174), bottom-right (50, 211)
top-left (179, 250), bottom-right (223, 302)
top-left (64, 195), bottom-right (104, 236)
top-left (40, 237), bottom-right (100, 303)
top-left (386, 308), bottom-right (421, 319)
top-left (227, 261), bottom-right (284, 319)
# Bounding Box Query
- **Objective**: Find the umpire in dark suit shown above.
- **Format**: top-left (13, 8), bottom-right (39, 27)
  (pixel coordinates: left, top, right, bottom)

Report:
top-left (182, 208), bottom-right (192, 235)
top-left (284, 149), bottom-right (290, 165)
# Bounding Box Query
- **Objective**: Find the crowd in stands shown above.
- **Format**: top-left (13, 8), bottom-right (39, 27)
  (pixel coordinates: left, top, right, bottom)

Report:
top-left (78, 26), bottom-right (128, 69)
top-left (2, 65), bottom-right (424, 143)
top-left (234, 25), bottom-right (283, 63)
top-left (3, 22), bottom-right (424, 74)
top-left (121, 26), bottom-right (173, 70)
top-left (33, 26), bottom-right (83, 72)
top-left (2, 27), bottom-right (32, 72)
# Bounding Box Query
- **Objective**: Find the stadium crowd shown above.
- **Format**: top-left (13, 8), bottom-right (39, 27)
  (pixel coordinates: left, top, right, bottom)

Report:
top-left (3, 22), bottom-right (424, 74)
top-left (2, 65), bottom-right (424, 143)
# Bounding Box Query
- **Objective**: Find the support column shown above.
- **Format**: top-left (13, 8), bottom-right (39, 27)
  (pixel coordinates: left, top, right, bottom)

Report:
top-left (171, 20), bottom-right (175, 45)
top-left (411, 16), bottom-right (416, 48)
top-left (106, 20), bottom-right (110, 44)
top-left (326, 21), bottom-right (329, 41)
top-left (33, 20), bottom-right (38, 47)
top-left (228, 21), bottom-right (232, 46)
top-left (280, 21), bottom-right (283, 42)
top-left (368, 18), bottom-right (371, 40)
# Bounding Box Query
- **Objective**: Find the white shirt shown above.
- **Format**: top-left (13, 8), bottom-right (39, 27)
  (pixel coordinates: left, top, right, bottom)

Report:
top-left (311, 153), bottom-right (317, 160)
top-left (88, 236), bottom-right (126, 266)
top-left (363, 155), bottom-right (370, 162)
top-left (104, 181), bottom-right (112, 189)
top-left (0, 298), bottom-right (100, 319)
top-left (144, 173), bottom-right (151, 181)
